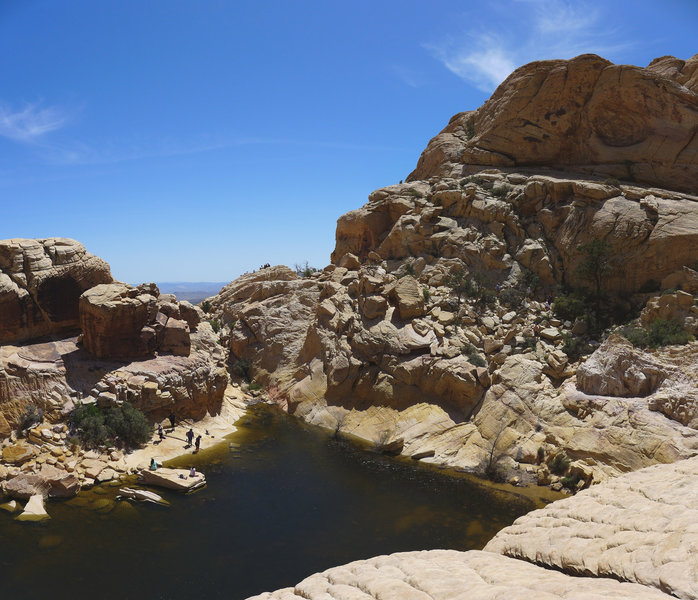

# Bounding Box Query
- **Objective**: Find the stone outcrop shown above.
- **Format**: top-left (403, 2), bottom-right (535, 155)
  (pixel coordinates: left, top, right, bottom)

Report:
top-left (409, 54), bottom-right (698, 195)
top-left (80, 282), bottom-right (203, 359)
top-left (0, 238), bottom-right (112, 344)
top-left (247, 549), bottom-right (674, 600)
top-left (485, 456), bottom-right (698, 599)
top-left (210, 172), bottom-right (698, 482)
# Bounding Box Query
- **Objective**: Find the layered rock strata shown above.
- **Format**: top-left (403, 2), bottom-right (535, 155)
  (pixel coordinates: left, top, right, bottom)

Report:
top-left (0, 238), bottom-right (112, 344)
top-left (409, 54), bottom-right (698, 195)
top-left (485, 456), bottom-right (698, 599)
top-left (80, 282), bottom-right (201, 358)
top-left (247, 549), bottom-right (674, 600)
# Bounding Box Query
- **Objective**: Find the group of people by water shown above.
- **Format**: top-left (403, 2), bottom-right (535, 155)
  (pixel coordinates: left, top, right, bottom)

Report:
top-left (155, 412), bottom-right (203, 452)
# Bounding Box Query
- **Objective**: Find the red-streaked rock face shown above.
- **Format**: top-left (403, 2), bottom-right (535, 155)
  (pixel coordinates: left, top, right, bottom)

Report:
top-left (409, 53), bottom-right (698, 195)
top-left (0, 238), bottom-right (113, 344)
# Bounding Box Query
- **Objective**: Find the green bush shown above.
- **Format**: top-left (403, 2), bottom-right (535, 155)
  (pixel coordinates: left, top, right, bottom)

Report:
top-left (491, 183), bottom-right (512, 198)
top-left (467, 353), bottom-right (487, 368)
top-left (562, 333), bottom-right (592, 360)
top-left (17, 404), bottom-right (43, 432)
top-left (69, 402), bottom-right (152, 449)
top-left (295, 261), bottom-right (318, 278)
top-left (553, 294), bottom-right (588, 322)
top-left (210, 318), bottom-right (221, 333)
top-left (446, 269), bottom-right (476, 303)
top-left (548, 450), bottom-right (571, 475)
top-left (201, 299), bottom-right (211, 313)
top-left (619, 319), bottom-right (691, 348)
top-left (499, 286), bottom-right (524, 308)
top-left (231, 358), bottom-right (251, 382)
top-left (422, 287), bottom-right (431, 302)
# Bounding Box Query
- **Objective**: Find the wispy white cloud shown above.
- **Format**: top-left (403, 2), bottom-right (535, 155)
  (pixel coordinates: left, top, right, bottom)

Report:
top-left (0, 102), bottom-right (68, 143)
top-left (426, 0), bottom-right (633, 92)
top-left (391, 65), bottom-right (422, 88)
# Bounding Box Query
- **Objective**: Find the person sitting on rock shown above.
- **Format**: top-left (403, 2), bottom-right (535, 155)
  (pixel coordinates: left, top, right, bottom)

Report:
top-left (150, 457), bottom-right (158, 470)
top-left (186, 428), bottom-right (194, 447)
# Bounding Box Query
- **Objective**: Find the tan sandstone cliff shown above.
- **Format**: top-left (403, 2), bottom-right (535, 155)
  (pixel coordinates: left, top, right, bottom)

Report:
top-left (209, 54), bottom-right (698, 486)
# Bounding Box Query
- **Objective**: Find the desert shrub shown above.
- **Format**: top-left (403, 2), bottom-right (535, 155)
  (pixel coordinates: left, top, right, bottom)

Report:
top-left (201, 299), bottom-right (211, 313)
top-left (294, 261), bottom-right (318, 278)
top-left (548, 450), bottom-right (571, 475)
top-left (467, 353), bottom-right (487, 368)
top-left (405, 188), bottom-right (423, 198)
top-left (231, 358), bottom-right (251, 382)
top-left (104, 403), bottom-right (152, 448)
top-left (604, 177), bottom-right (620, 186)
top-left (69, 402), bottom-right (152, 449)
top-left (477, 288), bottom-right (497, 306)
top-left (446, 269), bottom-right (476, 303)
top-left (499, 286), bottom-right (524, 308)
top-left (561, 473), bottom-right (581, 490)
top-left (248, 381), bottom-right (263, 392)
top-left (619, 319), bottom-right (691, 348)
top-left (647, 319), bottom-right (691, 347)
top-left (422, 287), bottom-right (431, 302)
top-left (17, 404), bottom-right (43, 432)
top-left (209, 318), bottom-right (221, 333)
top-left (660, 287), bottom-right (678, 296)
top-left (491, 183), bottom-right (512, 198)
top-left (521, 336), bottom-right (537, 351)
top-left (562, 333), bottom-right (593, 361)
top-left (68, 403), bottom-right (110, 448)
top-left (618, 325), bottom-right (649, 347)
top-left (553, 294), bottom-right (588, 322)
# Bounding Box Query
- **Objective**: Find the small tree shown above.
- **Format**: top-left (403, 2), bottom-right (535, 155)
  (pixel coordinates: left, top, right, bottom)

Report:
top-left (446, 268), bottom-right (475, 303)
top-left (575, 239), bottom-right (613, 300)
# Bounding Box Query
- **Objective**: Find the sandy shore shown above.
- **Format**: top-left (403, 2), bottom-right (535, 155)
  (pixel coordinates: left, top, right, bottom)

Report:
top-left (123, 385), bottom-right (252, 470)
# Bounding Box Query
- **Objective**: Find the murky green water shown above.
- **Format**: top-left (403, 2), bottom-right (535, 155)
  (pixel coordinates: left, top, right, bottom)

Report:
top-left (0, 405), bottom-right (538, 599)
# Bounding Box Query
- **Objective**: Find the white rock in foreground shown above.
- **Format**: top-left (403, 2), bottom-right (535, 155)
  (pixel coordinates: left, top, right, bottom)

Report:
top-left (485, 455), bottom-right (698, 599)
top-left (15, 494), bottom-right (50, 522)
top-left (246, 549), bottom-right (673, 599)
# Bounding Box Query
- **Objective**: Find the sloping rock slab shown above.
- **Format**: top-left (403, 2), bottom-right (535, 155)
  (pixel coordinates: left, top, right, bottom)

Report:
top-left (247, 549), bottom-right (673, 599)
top-left (138, 467), bottom-right (205, 492)
top-left (485, 456), bottom-right (698, 599)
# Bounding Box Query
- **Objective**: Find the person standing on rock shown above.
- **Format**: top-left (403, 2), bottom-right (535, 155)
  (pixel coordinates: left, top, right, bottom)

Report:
top-left (186, 428), bottom-right (194, 447)
top-left (195, 435), bottom-right (202, 453)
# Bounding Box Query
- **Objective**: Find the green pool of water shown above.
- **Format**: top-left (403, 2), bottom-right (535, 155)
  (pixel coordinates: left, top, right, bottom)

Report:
top-left (0, 405), bottom-right (538, 599)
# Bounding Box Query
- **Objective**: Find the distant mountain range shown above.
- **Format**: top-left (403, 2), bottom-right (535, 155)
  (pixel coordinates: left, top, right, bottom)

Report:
top-left (153, 282), bottom-right (228, 305)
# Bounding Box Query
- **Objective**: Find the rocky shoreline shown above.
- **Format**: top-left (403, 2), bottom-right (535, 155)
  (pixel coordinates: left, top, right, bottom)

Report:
top-left (0, 384), bottom-right (250, 519)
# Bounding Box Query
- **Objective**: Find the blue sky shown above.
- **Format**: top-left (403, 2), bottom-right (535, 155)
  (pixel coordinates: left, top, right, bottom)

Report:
top-left (2, 0), bottom-right (697, 282)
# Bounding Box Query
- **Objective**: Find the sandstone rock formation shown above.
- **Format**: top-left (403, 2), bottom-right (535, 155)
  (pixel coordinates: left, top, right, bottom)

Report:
top-left (0, 238), bottom-right (112, 344)
top-left (409, 54), bottom-right (698, 195)
top-left (80, 282), bottom-right (202, 358)
top-left (485, 456), bottom-right (698, 599)
top-left (210, 173), bottom-right (698, 482)
top-left (247, 549), bottom-right (674, 600)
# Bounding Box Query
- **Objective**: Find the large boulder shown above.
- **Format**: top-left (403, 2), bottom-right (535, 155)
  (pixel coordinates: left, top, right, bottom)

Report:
top-left (409, 53), bottom-right (698, 195)
top-left (80, 283), bottom-right (194, 358)
top-left (0, 238), bottom-right (112, 344)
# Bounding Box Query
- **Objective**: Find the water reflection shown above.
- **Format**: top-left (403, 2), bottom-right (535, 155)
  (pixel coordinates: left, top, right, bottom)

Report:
top-left (0, 404), bottom-right (537, 599)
